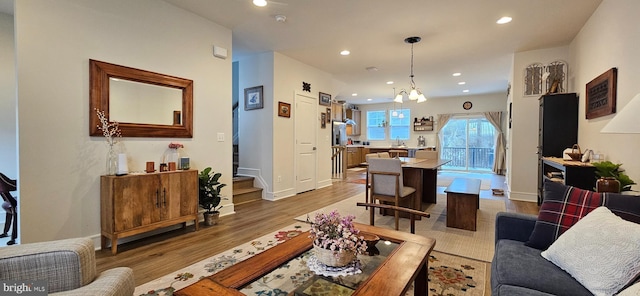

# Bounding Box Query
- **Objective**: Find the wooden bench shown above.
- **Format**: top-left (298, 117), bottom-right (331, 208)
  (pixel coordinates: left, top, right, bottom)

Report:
top-left (444, 178), bottom-right (481, 231)
top-left (356, 202), bottom-right (430, 234)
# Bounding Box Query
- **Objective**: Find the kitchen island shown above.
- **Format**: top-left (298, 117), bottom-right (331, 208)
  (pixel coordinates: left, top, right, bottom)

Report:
top-left (345, 145), bottom-right (436, 167)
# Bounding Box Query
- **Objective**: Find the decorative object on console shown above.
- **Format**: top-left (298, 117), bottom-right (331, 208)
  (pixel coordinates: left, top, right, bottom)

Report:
top-left (164, 142), bottom-right (184, 170)
top-left (565, 144), bottom-right (583, 161)
top-left (586, 67), bottom-right (617, 119)
top-left (592, 161), bottom-right (636, 192)
top-left (95, 108), bottom-right (121, 175)
top-left (116, 153), bottom-right (128, 175)
top-left (145, 161), bottom-right (155, 173)
top-left (308, 210), bottom-right (367, 267)
top-left (596, 177), bottom-right (620, 193)
top-left (198, 167), bottom-right (227, 226)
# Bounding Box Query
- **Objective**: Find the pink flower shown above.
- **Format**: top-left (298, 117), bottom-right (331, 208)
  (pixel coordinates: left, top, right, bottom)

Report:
top-left (168, 142), bottom-right (184, 149)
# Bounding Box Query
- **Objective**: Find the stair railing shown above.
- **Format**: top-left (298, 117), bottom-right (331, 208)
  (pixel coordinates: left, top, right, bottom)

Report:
top-left (331, 146), bottom-right (347, 179)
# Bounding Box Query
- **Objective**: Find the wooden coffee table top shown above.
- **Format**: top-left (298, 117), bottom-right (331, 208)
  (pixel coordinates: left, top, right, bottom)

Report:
top-left (174, 222), bottom-right (436, 296)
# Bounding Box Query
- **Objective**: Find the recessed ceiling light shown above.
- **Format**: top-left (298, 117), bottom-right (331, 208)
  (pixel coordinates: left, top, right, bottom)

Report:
top-left (253, 0), bottom-right (267, 7)
top-left (365, 66), bottom-right (378, 72)
top-left (452, 73), bottom-right (461, 77)
top-left (458, 82), bottom-right (466, 85)
top-left (340, 50), bottom-right (350, 56)
top-left (367, 98), bottom-right (373, 101)
top-left (497, 16), bottom-right (512, 24)
top-left (386, 81), bottom-right (394, 85)
top-left (352, 93), bottom-right (358, 96)
top-left (463, 89), bottom-right (470, 93)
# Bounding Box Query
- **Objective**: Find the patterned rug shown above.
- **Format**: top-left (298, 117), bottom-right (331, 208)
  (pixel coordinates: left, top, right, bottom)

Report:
top-left (134, 222), bottom-right (486, 296)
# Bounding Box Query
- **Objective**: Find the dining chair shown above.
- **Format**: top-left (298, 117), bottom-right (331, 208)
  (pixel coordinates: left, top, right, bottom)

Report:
top-left (363, 153), bottom-right (380, 205)
top-left (377, 152), bottom-right (391, 158)
top-left (415, 150), bottom-right (438, 159)
top-left (368, 158), bottom-right (416, 230)
top-left (0, 173), bottom-right (17, 245)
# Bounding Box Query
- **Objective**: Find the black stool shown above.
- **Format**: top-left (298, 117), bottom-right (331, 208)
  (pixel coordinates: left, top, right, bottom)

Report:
top-left (0, 173), bottom-right (17, 245)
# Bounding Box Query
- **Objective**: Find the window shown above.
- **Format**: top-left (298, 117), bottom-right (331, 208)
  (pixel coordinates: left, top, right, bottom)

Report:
top-left (366, 110), bottom-right (386, 140)
top-left (440, 116), bottom-right (496, 171)
top-left (366, 109), bottom-right (410, 140)
top-left (389, 109), bottom-right (410, 140)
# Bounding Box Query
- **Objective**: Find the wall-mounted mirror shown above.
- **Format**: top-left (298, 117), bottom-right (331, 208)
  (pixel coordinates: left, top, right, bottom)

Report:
top-left (89, 59), bottom-right (193, 138)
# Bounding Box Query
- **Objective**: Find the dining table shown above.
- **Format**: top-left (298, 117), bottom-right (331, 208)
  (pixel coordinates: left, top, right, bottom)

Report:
top-left (364, 157), bottom-right (450, 216)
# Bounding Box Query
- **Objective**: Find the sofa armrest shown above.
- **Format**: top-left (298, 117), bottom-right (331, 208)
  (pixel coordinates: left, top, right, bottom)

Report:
top-left (0, 237), bottom-right (96, 293)
top-left (52, 267), bottom-right (135, 296)
top-left (495, 212), bottom-right (537, 244)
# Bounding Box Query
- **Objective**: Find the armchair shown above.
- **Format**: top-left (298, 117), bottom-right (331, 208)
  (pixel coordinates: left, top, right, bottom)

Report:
top-left (0, 237), bottom-right (134, 296)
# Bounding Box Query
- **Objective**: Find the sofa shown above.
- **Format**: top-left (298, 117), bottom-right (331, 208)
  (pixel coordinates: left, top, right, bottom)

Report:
top-left (491, 180), bottom-right (640, 296)
top-left (0, 237), bottom-right (134, 296)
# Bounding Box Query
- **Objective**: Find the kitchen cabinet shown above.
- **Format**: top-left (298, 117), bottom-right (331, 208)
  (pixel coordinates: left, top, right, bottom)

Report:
top-left (347, 146), bottom-right (363, 168)
top-left (331, 102), bottom-right (344, 122)
top-left (346, 109), bottom-right (361, 136)
top-left (537, 93), bottom-right (578, 204)
top-left (100, 170), bottom-right (199, 254)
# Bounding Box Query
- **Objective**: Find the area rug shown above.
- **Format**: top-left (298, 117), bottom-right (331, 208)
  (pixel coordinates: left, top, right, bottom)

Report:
top-left (134, 222), bottom-right (486, 296)
top-left (296, 193), bottom-right (504, 262)
top-left (437, 171), bottom-right (494, 190)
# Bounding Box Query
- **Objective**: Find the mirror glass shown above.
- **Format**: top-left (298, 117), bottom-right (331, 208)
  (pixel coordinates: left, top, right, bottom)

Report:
top-left (109, 78), bottom-right (183, 125)
top-left (90, 60), bottom-right (193, 138)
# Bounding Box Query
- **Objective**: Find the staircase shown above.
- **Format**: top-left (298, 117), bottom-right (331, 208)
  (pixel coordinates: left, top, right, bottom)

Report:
top-left (233, 176), bottom-right (262, 205)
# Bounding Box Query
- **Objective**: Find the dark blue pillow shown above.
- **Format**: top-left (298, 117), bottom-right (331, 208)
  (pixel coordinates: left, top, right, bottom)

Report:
top-left (526, 180), bottom-right (640, 250)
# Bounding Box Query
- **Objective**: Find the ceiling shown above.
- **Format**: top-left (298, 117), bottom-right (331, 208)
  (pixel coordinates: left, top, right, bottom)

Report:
top-left (2, 1), bottom-right (602, 104)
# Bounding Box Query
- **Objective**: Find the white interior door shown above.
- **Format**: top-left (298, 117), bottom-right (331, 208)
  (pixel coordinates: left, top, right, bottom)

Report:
top-left (295, 93), bottom-right (317, 193)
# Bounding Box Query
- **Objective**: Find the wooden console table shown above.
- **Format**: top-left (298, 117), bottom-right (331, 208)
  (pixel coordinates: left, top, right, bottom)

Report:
top-left (100, 170), bottom-right (199, 254)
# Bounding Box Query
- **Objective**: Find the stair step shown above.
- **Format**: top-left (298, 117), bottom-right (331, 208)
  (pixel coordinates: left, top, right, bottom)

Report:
top-left (233, 187), bottom-right (262, 205)
top-left (233, 176), bottom-right (255, 189)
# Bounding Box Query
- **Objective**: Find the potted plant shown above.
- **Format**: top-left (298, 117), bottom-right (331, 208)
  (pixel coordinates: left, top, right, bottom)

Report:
top-left (309, 210), bottom-right (367, 267)
top-left (198, 167), bottom-right (227, 225)
top-left (592, 161), bottom-right (636, 192)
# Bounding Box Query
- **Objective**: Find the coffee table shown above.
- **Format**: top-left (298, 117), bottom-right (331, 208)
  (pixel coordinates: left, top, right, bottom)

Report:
top-left (174, 222), bottom-right (436, 296)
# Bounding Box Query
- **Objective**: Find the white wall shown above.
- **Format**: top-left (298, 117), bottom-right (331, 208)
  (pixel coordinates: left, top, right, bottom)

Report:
top-left (356, 93), bottom-right (508, 148)
top-left (14, 0), bottom-right (233, 244)
top-left (237, 52), bottom-right (342, 200)
top-left (508, 46), bottom-right (570, 202)
top-left (0, 12), bottom-right (16, 179)
top-left (569, 0), bottom-right (640, 191)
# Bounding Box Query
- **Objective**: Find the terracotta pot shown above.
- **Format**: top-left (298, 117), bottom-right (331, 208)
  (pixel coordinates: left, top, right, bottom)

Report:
top-left (596, 177), bottom-right (620, 193)
top-left (203, 212), bottom-right (220, 226)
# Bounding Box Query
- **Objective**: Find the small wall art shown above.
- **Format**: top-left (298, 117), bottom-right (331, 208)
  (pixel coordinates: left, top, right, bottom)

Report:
top-left (278, 101), bottom-right (291, 118)
top-left (244, 85), bottom-right (264, 111)
top-left (319, 92), bottom-right (331, 106)
top-left (321, 113), bottom-right (327, 128)
top-left (586, 67), bottom-right (617, 119)
top-left (326, 108), bottom-right (332, 123)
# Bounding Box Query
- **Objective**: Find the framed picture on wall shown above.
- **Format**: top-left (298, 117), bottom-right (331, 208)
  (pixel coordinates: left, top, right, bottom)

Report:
top-left (321, 113), bottom-right (327, 128)
top-left (319, 92), bottom-right (331, 106)
top-left (586, 68), bottom-right (617, 119)
top-left (326, 108), bottom-right (332, 123)
top-left (244, 85), bottom-right (264, 111)
top-left (278, 102), bottom-right (291, 118)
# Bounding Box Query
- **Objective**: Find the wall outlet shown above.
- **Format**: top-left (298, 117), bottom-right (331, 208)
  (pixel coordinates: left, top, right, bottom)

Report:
top-left (217, 133), bottom-right (224, 142)
top-left (277, 176), bottom-right (282, 182)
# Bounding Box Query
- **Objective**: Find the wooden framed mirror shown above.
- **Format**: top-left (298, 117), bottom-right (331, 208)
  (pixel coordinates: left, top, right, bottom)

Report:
top-left (89, 59), bottom-right (193, 138)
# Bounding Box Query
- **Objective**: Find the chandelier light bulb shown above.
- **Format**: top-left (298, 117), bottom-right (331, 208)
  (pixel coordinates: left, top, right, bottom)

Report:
top-left (417, 94), bottom-right (427, 103)
top-left (409, 89), bottom-right (419, 100)
top-left (394, 93), bottom-right (404, 103)
top-left (392, 110), bottom-right (398, 117)
top-left (398, 113), bottom-right (405, 119)
top-left (253, 0), bottom-right (267, 7)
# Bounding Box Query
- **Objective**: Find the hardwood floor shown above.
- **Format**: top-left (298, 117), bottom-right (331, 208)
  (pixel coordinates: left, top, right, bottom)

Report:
top-left (96, 169), bottom-right (539, 287)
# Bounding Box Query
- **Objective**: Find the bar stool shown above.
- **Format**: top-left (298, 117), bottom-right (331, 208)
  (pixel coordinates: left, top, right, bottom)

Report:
top-left (0, 173), bottom-right (17, 245)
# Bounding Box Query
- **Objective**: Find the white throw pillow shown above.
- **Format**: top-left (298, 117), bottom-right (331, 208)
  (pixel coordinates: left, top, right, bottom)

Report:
top-left (541, 206), bottom-right (640, 296)
top-left (617, 282), bottom-right (640, 296)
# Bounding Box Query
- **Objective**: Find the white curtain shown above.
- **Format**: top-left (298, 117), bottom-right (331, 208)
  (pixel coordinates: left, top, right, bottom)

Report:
top-left (435, 114), bottom-right (452, 152)
top-left (483, 111), bottom-right (506, 175)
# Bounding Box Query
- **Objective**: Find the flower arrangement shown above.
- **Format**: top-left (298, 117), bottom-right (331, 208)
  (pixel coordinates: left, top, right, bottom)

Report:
top-left (309, 210), bottom-right (367, 255)
top-left (168, 142), bottom-right (184, 149)
top-left (95, 108), bottom-right (121, 146)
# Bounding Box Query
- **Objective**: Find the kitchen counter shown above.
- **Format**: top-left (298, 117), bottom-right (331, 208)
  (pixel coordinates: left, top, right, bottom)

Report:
top-left (346, 145), bottom-right (435, 150)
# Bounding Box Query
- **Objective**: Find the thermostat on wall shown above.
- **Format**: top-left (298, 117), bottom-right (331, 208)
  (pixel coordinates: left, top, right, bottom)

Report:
top-left (213, 46), bottom-right (227, 59)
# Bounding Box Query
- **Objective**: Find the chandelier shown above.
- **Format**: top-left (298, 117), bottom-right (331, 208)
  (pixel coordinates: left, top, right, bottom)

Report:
top-left (394, 36), bottom-right (427, 103)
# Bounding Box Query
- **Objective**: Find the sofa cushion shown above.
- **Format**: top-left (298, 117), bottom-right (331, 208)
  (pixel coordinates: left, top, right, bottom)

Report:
top-left (541, 207), bottom-right (640, 296)
top-left (492, 239), bottom-right (592, 296)
top-left (492, 285), bottom-right (557, 296)
top-left (526, 180), bottom-right (640, 250)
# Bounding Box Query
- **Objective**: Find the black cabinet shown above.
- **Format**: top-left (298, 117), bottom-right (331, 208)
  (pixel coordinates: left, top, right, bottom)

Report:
top-left (537, 93), bottom-right (579, 204)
